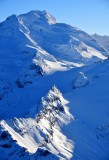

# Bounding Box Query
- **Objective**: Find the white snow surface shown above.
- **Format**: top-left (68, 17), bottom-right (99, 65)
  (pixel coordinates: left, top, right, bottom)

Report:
top-left (0, 10), bottom-right (109, 160)
top-left (1, 86), bottom-right (73, 160)
top-left (92, 34), bottom-right (109, 53)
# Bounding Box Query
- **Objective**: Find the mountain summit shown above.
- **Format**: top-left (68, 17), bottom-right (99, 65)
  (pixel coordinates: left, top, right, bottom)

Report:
top-left (0, 11), bottom-right (109, 160)
top-left (19, 10), bottom-right (57, 25)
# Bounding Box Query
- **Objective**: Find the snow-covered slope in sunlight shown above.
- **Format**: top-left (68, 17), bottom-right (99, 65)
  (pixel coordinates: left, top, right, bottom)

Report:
top-left (1, 59), bottom-right (109, 160)
top-left (1, 10), bottom-right (109, 160)
top-left (1, 86), bottom-right (73, 160)
top-left (92, 34), bottom-right (109, 53)
top-left (0, 10), bottom-right (107, 86)
top-left (0, 130), bottom-right (59, 160)
top-left (0, 10), bottom-right (108, 118)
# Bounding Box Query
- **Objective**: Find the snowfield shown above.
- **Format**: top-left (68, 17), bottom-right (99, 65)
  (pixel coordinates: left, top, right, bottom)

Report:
top-left (0, 10), bottom-right (109, 160)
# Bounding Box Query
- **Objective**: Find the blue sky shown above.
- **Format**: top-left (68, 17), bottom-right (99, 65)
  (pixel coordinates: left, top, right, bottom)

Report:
top-left (0, 0), bottom-right (109, 35)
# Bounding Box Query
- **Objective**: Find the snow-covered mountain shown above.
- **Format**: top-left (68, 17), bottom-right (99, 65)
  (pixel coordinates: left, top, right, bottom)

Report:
top-left (0, 86), bottom-right (73, 159)
top-left (92, 33), bottom-right (109, 53)
top-left (0, 10), bottom-right (109, 160)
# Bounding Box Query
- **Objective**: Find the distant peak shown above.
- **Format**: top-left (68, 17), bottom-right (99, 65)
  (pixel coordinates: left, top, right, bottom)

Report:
top-left (6, 14), bottom-right (18, 21)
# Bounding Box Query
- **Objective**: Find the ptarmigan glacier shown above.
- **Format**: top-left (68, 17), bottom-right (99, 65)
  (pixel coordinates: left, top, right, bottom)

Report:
top-left (0, 10), bottom-right (109, 160)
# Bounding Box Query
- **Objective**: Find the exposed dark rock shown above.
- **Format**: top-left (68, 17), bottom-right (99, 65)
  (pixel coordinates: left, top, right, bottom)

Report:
top-left (1, 143), bottom-right (12, 148)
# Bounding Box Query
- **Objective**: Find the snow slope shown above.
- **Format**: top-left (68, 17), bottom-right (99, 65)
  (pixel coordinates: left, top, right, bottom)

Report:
top-left (1, 58), bottom-right (109, 160)
top-left (0, 10), bottom-right (109, 160)
top-left (1, 86), bottom-right (73, 160)
top-left (92, 34), bottom-right (109, 53)
top-left (0, 10), bottom-right (107, 84)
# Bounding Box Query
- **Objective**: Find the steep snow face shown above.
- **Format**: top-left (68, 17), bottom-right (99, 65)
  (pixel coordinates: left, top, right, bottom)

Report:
top-left (19, 10), bottom-right (57, 25)
top-left (0, 130), bottom-right (59, 160)
top-left (1, 10), bottom-right (109, 160)
top-left (1, 86), bottom-right (73, 160)
top-left (1, 60), bottom-right (109, 160)
top-left (92, 34), bottom-right (109, 53)
top-left (0, 10), bottom-right (108, 107)
top-left (0, 10), bottom-right (107, 84)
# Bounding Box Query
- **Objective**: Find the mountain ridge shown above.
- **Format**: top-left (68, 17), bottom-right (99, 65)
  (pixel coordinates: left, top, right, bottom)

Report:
top-left (0, 10), bottom-right (109, 160)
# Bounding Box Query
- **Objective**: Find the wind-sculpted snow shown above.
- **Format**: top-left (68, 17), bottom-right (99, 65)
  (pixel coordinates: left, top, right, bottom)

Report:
top-left (0, 86), bottom-right (74, 160)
